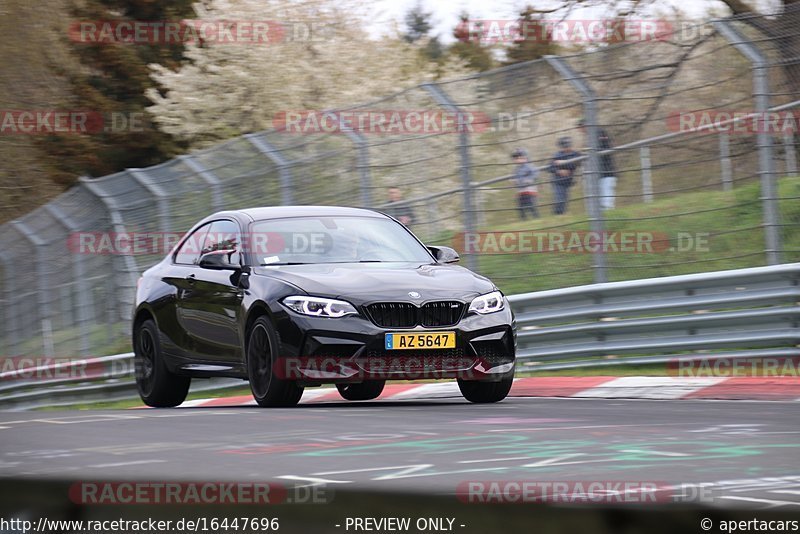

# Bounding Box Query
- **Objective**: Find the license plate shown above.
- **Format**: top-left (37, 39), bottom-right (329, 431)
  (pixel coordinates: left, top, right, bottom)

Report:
top-left (384, 332), bottom-right (456, 350)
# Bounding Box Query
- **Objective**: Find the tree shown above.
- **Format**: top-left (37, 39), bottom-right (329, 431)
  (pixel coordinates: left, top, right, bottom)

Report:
top-left (716, 0), bottom-right (800, 98)
top-left (402, 3), bottom-right (444, 62)
top-left (504, 6), bottom-right (559, 64)
top-left (449, 12), bottom-right (495, 72)
top-left (52, 0), bottom-right (194, 181)
top-left (146, 0), bottom-right (469, 146)
top-left (403, 3), bottom-right (433, 43)
top-left (529, 0), bottom-right (799, 97)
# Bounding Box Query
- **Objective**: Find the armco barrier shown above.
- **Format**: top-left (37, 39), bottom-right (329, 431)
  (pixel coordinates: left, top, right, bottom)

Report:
top-left (1, 264), bottom-right (798, 410)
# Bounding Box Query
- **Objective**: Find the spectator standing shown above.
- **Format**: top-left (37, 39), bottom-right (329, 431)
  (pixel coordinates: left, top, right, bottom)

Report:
top-left (384, 186), bottom-right (415, 226)
top-left (547, 136), bottom-right (580, 215)
top-left (578, 119), bottom-right (617, 210)
top-left (511, 148), bottom-right (539, 220)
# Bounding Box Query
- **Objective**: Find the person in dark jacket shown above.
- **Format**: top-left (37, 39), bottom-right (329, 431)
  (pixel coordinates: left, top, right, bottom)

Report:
top-left (547, 136), bottom-right (581, 215)
top-left (511, 148), bottom-right (538, 220)
top-left (578, 119), bottom-right (617, 210)
top-left (384, 187), bottom-right (415, 226)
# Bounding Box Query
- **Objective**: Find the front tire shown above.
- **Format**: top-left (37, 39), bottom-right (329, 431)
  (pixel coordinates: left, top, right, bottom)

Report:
top-left (134, 319), bottom-right (190, 407)
top-left (247, 316), bottom-right (304, 407)
top-left (457, 375), bottom-right (513, 404)
top-left (337, 380), bottom-right (386, 401)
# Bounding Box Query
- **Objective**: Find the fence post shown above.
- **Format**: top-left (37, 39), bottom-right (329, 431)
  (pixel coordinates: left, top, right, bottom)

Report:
top-left (784, 132), bottom-right (798, 176)
top-left (719, 133), bottom-right (733, 191)
top-left (426, 197), bottom-right (438, 241)
top-left (333, 114), bottom-right (373, 207)
top-left (245, 133), bottom-right (293, 205)
top-left (545, 55), bottom-right (607, 283)
top-left (714, 20), bottom-right (782, 264)
top-left (421, 82), bottom-right (478, 272)
top-left (44, 203), bottom-right (93, 356)
top-left (640, 146), bottom-right (654, 203)
top-left (129, 169), bottom-right (172, 232)
top-left (0, 250), bottom-right (20, 355)
top-left (79, 177), bottom-right (140, 333)
top-left (179, 155), bottom-right (225, 211)
top-left (9, 221), bottom-right (54, 358)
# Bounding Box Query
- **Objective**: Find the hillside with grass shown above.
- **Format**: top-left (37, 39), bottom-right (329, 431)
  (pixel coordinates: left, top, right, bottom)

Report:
top-left (465, 176), bottom-right (800, 295)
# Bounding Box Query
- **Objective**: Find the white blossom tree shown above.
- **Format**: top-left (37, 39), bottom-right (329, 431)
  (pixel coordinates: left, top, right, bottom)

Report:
top-left (146, 0), bottom-right (469, 146)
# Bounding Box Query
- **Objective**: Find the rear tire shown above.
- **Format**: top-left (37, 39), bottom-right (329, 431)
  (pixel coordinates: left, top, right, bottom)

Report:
top-left (247, 316), bottom-right (304, 407)
top-left (134, 319), bottom-right (190, 407)
top-left (457, 375), bottom-right (513, 403)
top-left (337, 380), bottom-right (386, 401)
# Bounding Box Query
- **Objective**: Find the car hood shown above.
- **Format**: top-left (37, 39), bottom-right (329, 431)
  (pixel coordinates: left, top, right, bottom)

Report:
top-left (252, 262), bottom-right (495, 303)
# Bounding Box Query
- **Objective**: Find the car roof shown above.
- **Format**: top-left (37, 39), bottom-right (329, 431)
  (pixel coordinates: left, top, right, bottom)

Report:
top-left (212, 206), bottom-right (388, 222)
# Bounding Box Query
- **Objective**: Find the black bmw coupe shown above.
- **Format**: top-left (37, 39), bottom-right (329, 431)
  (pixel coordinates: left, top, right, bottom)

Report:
top-left (132, 206), bottom-right (516, 407)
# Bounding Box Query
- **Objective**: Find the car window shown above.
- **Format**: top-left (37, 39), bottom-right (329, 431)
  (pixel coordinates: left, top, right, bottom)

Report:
top-left (174, 223), bottom-right (211, 265)
top-left (202, 219), bottom-right (241, 265)
top-left (248, 216), bottom-right (432, 265)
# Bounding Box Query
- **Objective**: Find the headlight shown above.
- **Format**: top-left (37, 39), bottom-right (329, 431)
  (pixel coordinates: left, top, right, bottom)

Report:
top-left (468, 290), bottom-right (505, 315)
top-left (282, 296), bottom-right (358, 318)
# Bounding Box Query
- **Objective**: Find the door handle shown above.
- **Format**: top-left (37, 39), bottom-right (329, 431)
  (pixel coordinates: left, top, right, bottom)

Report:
top-left (186, 273), bottom-right (196, 284)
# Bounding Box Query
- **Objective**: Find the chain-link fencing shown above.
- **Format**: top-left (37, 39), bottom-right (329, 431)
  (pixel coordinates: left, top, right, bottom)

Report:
top-left (1, 9), bottom-right (799, 358)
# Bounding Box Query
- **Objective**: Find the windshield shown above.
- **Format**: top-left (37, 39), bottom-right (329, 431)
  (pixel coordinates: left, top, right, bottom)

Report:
top-left (248, 216), bottom-right (433, 265)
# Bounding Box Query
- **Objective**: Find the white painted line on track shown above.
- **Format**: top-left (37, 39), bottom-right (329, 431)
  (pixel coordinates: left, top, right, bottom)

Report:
top-left (716, 496), bottom-right (800, 507)
top-left (389, 382), bottom-right (461, 399)
top-left (89, 459), bottom-right (167, 468)
top-left (618, 449), bottom-right (690, 457)
top-left (575, 376), bottom-right (727, 399)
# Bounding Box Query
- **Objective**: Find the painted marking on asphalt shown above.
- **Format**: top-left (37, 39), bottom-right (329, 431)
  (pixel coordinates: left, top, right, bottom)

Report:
top-left (716, 496), bottom-right (800, 507)
top-left (276, 475), bottom-right (352, 485)
top-left (314, 464), bottom-right (436, 481)
top-left (37, 414), bottom-right (144, 424)
top-left (619, 449), bottom-right (690, 457)
top-left (304, 389), bottom-right (343, 403)
top-left (576, 377), bottom-right (727, 399)
top-left (391, 382), bottom-right (461, 399)
top-left (686, 377), bottom-right (800, 401)
top-left (487, 422), bottom-right (695, 433)
top-left (511, 376), bottom-right (617, 397)
top-left (456, 417), bottom-right (579, 425)
top-left (458, 453), bottom-right (584, 465)
top-left (88, 459), bottom-right (167, 468)
top-left (519, 453), bottom-right (587, 467)
top-left (177, 398), bottom-right (212, 408)
top-left (191, 395), bottom-right (254, 408)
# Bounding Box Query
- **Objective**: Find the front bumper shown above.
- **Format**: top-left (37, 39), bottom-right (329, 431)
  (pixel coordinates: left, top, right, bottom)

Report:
top-left (272, 306), bottom-right (516, 384)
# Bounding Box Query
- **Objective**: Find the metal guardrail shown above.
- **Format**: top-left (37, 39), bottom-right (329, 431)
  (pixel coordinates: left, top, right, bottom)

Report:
top-left (1, 263), bottom-right (798, 410)
top-left (510, 262), bottom-right (800, 370)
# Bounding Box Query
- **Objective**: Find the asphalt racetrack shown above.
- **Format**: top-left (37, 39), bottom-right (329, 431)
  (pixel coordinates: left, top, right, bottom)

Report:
top-left (2, 396), bottom-right (800, 510)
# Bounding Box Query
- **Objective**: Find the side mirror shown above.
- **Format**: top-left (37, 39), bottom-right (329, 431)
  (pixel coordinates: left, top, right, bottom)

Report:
top-left (198, 250), bottom-right (240, 271)
top-left (428, 245), bottom-right (460, 264)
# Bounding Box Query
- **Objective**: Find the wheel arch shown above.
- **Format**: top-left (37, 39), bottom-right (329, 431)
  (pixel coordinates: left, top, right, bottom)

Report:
top-left (245, 300), bottom-right (275, 336)
top-left (132, 305), bottom-right (156, 336)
